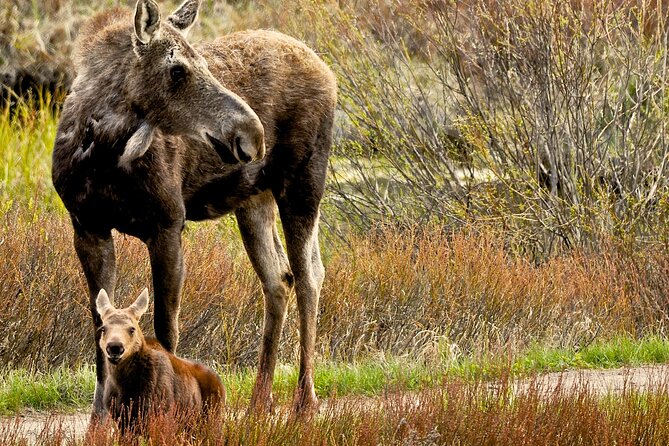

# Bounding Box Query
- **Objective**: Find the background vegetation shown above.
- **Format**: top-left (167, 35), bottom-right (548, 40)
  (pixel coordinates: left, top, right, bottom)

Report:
top-left (3, 0), bottom-right (669, 442)
top-left (5, 0), bottom-right (669, 252)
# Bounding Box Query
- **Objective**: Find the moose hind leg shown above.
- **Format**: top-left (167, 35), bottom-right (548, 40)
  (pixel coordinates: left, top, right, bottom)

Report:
top-left (278, 201), bottom-right (325, 414)
top-left (236, 192), bottom-right (293, 413)
top-left (276, 113), bottom-right (332, 415)
top-left (73, 224), bottom-right (116, 419)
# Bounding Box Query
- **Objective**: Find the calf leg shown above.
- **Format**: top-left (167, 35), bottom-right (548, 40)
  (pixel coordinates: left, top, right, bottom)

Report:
top-left (147, 224), bottom-right (185, 353)
top-left (236, 192), bottom-right (293, 413)
top-left (72, 223), bottom-right (116, 418)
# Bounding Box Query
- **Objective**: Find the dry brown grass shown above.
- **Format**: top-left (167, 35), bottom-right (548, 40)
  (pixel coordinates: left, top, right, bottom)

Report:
top-left (2, 201), bottom-right (669, 372)
top-left (321, 225), bottom-right (669, 360)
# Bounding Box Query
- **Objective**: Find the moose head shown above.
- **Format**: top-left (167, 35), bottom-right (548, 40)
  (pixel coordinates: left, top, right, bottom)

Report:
top-left (96, 288), bottom-right (150, 365)
top-left (119, 0), bottom-right (265, 167)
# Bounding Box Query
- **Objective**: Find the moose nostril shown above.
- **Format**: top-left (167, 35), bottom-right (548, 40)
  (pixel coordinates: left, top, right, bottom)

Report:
top-left (106, 343), bottom-right (124, 356)
top-left (235, 136), bottom-right (252, 163)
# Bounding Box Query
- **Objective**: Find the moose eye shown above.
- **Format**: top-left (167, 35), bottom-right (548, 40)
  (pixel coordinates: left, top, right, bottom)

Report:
top-left (129, 327), bottom-right (136, 335)
top-left (169, 65), bottom-right (187, 84)
top-left (100, 326), bottom-right (106, 334)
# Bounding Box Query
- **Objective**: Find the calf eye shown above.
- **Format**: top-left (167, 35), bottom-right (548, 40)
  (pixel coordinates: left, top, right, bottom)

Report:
top-left (129, 327), bottom-right (136, 335)
top-left (100, 326), bottom-right (106, 334)
top-left (170, 65), bottom-right (187, 84)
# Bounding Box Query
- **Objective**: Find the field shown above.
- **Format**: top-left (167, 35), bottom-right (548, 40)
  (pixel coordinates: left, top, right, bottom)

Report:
top-left (4, 0), bottom-right (669, 444)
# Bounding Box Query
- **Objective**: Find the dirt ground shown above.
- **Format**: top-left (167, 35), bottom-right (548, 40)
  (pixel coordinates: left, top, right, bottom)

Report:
top-left (518, 364), bottom-right (669, 395)
top-left (0, 410), bottom-right (89, 443)
top-left (3, 364), bottom-right (669, 444)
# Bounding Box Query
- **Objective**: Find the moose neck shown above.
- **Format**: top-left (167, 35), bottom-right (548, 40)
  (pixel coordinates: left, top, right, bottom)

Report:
top-left (106, 339), bottom-right (153, 388)
top-left (70, 19), bottom-right (149, 153)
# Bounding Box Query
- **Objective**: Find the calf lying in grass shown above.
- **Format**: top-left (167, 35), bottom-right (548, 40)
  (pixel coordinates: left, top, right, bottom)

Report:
top-left (96, 288), bottom-right (225, 426)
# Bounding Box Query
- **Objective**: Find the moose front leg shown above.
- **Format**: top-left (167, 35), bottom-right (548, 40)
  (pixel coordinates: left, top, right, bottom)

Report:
top-left (147, 224), bottom-right (185, 353)
top-left (72, 223), bottom-right (116, 419)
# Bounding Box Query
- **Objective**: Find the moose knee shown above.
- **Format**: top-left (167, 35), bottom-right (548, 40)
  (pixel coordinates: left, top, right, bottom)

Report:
top-left (263, 283), bottom-right (289, 317)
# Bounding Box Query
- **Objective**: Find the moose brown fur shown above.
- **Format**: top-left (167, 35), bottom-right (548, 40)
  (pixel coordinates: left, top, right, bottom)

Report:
top-left (52, 0), bottom-right (336, 416)
top-left (96, 288), bottom-right (225, 425)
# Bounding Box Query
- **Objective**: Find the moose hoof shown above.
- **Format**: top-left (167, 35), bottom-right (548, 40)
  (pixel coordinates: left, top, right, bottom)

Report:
top-left (291, 389), bottom-right (319, 418)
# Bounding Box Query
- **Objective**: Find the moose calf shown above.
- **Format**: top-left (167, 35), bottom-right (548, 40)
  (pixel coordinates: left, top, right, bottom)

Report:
top-left (96, 288), bottom-right (224, 425)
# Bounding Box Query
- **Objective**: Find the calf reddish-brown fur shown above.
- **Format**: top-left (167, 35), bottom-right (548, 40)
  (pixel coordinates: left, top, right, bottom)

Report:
top-left (96, 288), bottom-right (224, 425)
top-left (52, 0), bottom-right (336, 417)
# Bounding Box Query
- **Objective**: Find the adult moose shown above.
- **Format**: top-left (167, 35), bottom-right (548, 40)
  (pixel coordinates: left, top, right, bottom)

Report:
top-left (52, 0), bottom-right (336, 416)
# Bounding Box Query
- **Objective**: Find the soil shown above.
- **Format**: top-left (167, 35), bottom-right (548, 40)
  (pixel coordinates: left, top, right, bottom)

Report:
top-left (516, 364), bottom-right (669, 395)
top-left (0, 410), bottom-right (89, 443)
top-left (3, 364), bottom-right (669, 444)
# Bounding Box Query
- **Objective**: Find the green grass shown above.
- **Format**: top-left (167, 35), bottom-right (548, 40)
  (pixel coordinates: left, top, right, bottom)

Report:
top-left (446, 336), bottom-right (669, 379)
top-left (511, 336), bottom-right (669, 374)
top-left (0, 359), bottom-right (433, 415)
top-left (0, 94), bottom-right (63, 214)
top-left (4, 336), bottom-right (669, 415)
top-left (0, 365), bottom-right (95, 414)
top-left (222, 357), bottom-right (435, 404)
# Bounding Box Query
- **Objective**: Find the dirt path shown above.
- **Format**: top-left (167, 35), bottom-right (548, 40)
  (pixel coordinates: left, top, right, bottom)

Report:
top-left (517, 364), bottom-right (669, 395)
top-left (4, 364), bottom-right (669, 444)
top-left (0, 410), bottom-right (89, 443)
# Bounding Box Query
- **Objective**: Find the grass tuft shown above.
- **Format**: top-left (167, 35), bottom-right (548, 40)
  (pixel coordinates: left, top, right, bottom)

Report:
top-left (0, 365), bottom-right (94, 414)
top-left (0, 94), bottom-right (63, 214)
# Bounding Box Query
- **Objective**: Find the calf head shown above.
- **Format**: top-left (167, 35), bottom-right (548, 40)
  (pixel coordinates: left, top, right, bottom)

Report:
top-left (96, 288), bottom-right (150, 365)
top-left (122, 0), bottom-right (265, 166)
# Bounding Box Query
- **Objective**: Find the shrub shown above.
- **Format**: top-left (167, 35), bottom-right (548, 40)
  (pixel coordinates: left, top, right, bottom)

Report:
top-left (277, 0), bottom-right (669, 258)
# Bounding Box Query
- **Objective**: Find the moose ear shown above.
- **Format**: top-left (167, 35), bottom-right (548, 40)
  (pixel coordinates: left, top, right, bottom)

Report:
top-left (96, 289), bottom-right (115, 318)
top-left (134, 0), bottom-right (161, 45)
top-left (128, 288), bottom-right (150, 319)
top-left (118, 122), bottom-right (154, 170)
top-left (167, 0), bottom-right (200, 36)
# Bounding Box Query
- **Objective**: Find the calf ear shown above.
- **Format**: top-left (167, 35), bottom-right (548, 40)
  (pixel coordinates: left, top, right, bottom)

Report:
top-left (129, 288), bottom-right (150, 319)
top-left (167, 0), bottom-right (200, 36)
top-left (134, 0), bottom-right (161, 46)
top-left (96, 289), bottom-right (115, 318)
